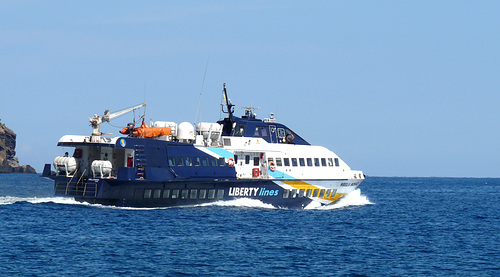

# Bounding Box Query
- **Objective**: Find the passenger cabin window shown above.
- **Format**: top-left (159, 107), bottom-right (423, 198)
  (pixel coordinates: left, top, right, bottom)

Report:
top-left (276, 158), bottom-right (283, 167)
top-left (307, 158), bottom-right (313, 167)
top-left (218, 158), bottom-right (226, 167)
top-left (235, 124), bottom-right (246, 136)
top-left (234, 155), bottom-right (238, 164)
top-left (208, 189), bottom-right (216, 199)
top-left (199, 189), bottom-right (207, 199)
top-left (210, 157), bottom-right (218, 166)
top-left (299, 158), bottom-right (305, 167)
top-left (217, 189), bottom-right (224, 199)
top-left (328, 158), bottom-right (334, 167)
top-left (291, 158), bottom-right (298, 167)
top-left (172, 189), bottom-right (179, 199)
top-left (181, 189), bottom-right (188, 199)
top-left (202, 157), bottom-right (209, 166)
top-left (168, 157), bottom-right (175, 166)
top-left (284, 158), bottom-right (290, 167)
top-left (163, 189), bottom-right (170, 198)
top-left (194, 157), bottom-right (201, 166)
top-left (184, 157), bottom-right (192, 166)
top-left (245, 155), bottom-right (250, 165)
top-left (176, 157), bottom-right (184, 166)
top-left (153, 189), bottom-right (161, 199)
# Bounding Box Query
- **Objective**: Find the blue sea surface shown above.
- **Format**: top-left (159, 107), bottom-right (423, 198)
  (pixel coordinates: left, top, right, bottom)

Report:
top-left (0, 175), bottom-right (499, 276)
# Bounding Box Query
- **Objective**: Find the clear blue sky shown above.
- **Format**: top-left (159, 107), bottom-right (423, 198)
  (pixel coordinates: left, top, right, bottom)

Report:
top-left (1, 1), bottom-right (499, 177)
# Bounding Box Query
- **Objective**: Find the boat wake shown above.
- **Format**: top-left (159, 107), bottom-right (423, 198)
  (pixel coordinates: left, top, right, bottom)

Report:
top-left (0, 189), bottom-right (373, 210)
top-left (0, 196), bottom-right (86, 206)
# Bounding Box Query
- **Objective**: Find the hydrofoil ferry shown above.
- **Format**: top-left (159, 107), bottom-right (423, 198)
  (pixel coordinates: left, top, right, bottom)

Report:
top-left (43, 84), bottom-right (364, 208)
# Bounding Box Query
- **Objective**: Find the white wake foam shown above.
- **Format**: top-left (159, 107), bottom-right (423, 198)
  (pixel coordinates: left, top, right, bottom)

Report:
top-left (196, 198), bottom-right (277, 209)
top-left (0, 196), bottom-right (87, 206)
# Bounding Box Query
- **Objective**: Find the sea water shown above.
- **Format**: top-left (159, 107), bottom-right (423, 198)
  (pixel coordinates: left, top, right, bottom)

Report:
top-left (0, 175), bottom-right (498, 276)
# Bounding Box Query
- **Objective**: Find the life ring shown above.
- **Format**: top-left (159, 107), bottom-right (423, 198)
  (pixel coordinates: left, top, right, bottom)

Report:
top-left (227, 157), bottom-right (235, 167)
top-left (269, 161), bottom-right (276, 172)
top-left (286, 133), bottom-right (295, 143)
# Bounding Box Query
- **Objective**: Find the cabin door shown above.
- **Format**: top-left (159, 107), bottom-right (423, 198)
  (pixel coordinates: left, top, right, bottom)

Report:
top-left (269, 125), bottom-right (277, 143)
top-left (235, 152), bottom-right (262, 178)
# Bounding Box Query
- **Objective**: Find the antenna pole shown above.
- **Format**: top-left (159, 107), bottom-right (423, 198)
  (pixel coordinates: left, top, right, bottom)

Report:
top-left (195, 58), bottom-right (209, 126)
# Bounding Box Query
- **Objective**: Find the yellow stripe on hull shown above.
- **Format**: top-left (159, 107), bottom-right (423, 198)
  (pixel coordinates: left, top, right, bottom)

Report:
top-left (281, 180), bottom-right (345, 202)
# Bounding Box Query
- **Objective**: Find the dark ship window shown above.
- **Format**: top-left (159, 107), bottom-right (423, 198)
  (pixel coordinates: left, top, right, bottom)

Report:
top-left (284, 158), bottom-right (290, 167)
top-left (144, 189), bottom-right (152, 199)
top-left (234, 124), bottom-right (246, 136)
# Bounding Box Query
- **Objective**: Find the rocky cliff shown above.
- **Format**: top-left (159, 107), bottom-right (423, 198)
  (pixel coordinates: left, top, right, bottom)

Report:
top-left (0, 122), bottom-right (36, 173)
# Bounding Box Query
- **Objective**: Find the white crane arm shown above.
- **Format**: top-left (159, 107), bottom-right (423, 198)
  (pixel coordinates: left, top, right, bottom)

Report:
top-left (102, 103), bottom-right (146, 122)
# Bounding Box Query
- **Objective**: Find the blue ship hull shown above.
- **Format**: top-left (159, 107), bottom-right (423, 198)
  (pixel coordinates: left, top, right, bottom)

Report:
top-left (53, 176), bottom-right (316, 209)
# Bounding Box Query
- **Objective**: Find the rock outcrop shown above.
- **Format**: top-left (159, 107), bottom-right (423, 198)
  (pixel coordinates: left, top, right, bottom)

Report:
top-left (0, 122), bottom-right (36, 173)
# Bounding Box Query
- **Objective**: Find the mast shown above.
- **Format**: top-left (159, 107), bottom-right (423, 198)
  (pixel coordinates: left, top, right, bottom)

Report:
top-left (220, 83), bottom-right (235, 135)
top-left (221, 83), bottom-right (234, 121)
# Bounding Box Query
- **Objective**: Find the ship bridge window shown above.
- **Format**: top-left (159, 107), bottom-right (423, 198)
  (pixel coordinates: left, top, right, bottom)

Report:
top-left (284, 158), bottom-right (290, 167)
top-left (234, 124), bottom-right (246, 136)
top-left (314, 158), bottom-right (320, 167)
top-left (321, 158), bottom-right (327, 167)
top-left (254, 126), bottom-right (268, 137)
top-left (334, 158), bottom-right (339, 167)
top-left (278, 128), bottom-right (285, 138)
top-left (276, 158), bottom-right (283, 167)
top-left (299, 158), bottom-right (305, 167)
top-left (291, 158), bottom-right (298, 167)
